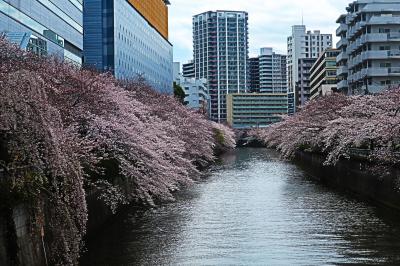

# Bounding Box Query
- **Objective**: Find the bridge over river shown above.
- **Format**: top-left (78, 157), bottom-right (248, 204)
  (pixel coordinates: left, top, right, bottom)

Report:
top-left (81, 148), bottom-right (400, 265)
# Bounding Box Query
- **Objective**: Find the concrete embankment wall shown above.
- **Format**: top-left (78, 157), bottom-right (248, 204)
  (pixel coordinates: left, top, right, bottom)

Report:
top-left (295, 151), bottom-right (400, 211)
top-left (0, 197), bottom-right (112, 265)
top-left (0, 205), bottom-right (45, 266)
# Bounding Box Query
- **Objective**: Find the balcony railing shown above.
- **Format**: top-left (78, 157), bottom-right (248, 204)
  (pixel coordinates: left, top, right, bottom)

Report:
top-left (336, 52), bottom-right (348, 63)
top-left (336, 38), bottom-right (348, 48)
top-left (337, 66), bottom-right (348, 77)
top-left (362, 67), bottom-right (400, 77)
top-left (368, 16), bottom-right (400, 25)
top-left (361, 50), bottom-right (400, 61)
top-left (336, 24), bottom-right (348, 36)
top-left (337, 80), bottom-right (348, 90)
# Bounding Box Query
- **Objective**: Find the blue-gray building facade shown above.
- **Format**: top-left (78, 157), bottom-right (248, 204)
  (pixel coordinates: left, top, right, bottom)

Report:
top-left (258, 47), bottom-right (287, 94)
top-left (193, 11), bottom-right (249, 123)
top-left (336, 0), bottom-right (400, 95)
top-left (0, 0), bottom-right (83, 64)
top-left (83, 0), bottom-right (173, 94)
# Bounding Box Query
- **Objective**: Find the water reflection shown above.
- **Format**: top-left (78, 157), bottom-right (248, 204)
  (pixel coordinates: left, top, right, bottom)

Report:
top-left (81, 148), bottom-right (400, 265)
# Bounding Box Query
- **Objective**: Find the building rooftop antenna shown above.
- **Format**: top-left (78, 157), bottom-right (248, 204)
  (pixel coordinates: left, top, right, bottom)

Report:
top-left (301, 9), bottom-right (304, 26)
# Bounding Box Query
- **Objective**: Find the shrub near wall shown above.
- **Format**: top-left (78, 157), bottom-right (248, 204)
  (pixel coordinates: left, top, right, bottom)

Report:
top-left (0, 39), bottom-right (235, 265)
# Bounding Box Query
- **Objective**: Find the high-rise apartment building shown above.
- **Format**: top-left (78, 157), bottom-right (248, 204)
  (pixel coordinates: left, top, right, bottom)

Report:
top-left (193, 10), bottom-right (249, 123)
top-left (249, 48), bottom-right (287, 93)
top-left (296, 58), bottom-right (317, 106)
top-left (258, 47), bottom-right (287, 94)
top-left (0, 0), bottom-right (83, 64)
top-left (287, 26), bottom-right (332, 113)
top-left (310, 48), bottom-right (340, 100)
top-left (84, 0), bottom-right (173, 94)
top-left (336, 0), bottom-right (400, 95)
top-left (249, 57), bottom-right (260, 92)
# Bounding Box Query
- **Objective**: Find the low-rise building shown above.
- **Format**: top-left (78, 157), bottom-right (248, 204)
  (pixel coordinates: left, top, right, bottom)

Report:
top-left (181, 78), bottom-right (210, 115)
top-left (310, 48), bottom-right (340, 100)
top-left (174, 62), bottom-right (210, 115)
top-left (226, 93), bottom-right (288, 129)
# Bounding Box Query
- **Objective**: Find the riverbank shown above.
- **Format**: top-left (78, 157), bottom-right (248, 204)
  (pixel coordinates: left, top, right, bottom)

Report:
top-left (239, 131), bottom-right (400, 212)
top-left (294, 151), bottom-right (400, 212)
top-left (80, 148), bottom-right (400, 265)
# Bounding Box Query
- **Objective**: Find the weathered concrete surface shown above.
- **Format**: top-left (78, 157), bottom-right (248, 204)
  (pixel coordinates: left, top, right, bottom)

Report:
top-left (0, 205), bottom-right (45, 266)
top-left (295, 151), bottom-right (400, 211)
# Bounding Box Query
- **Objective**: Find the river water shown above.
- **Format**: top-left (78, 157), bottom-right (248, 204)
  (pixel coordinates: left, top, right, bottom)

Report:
top-left (80, 148), bottom-right (400, 265)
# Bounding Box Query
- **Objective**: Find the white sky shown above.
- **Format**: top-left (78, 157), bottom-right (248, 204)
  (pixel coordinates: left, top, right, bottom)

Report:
top-left (169, 0), bottom-right (352, 63)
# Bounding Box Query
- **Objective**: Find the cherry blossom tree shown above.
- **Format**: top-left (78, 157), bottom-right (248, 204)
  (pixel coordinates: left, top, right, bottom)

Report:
top-left (0, 38), bottom-right (235, 265)
top-left (250, 89), bottom-right (400, 168)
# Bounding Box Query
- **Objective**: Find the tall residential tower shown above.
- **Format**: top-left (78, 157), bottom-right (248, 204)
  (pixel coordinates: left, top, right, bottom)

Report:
top-left (84, 0), bottom-right (173, 94)
top-left (258, 48), bottom-right (287, 93)
top-left (287, 26), bottom-right (332, 113)
top-left (193, 10), bottom-right (249, 122)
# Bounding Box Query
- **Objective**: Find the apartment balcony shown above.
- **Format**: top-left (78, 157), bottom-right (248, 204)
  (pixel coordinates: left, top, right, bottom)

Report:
top-left (361, 32), bottom-right (400, 43)
top-left (336, 38), bottom-right (348, 49)
top-left (336, 52), bottom-right (348, 63)
top-left (347, 40), bottom-right (360, 53)
top-left (337, 80), bottom-right (348, 90)
top-left (336, 24), bottom-right (348, 36)
top-left (368, 16), bottom-right (400, 25)
top-left (354, 21), bottom-right (367, 35)
top-left (361, 50), bottom-right (400, 61)
top-left (349, 54), bottom-right (362, 69)
top-left (346, 12), bottom-right (358, 25)
top-left (348, 38), bottom-right (364, 54)
top-left (361, 84), bottom-right (385, 93)
top-left (348, 69), bottom-right (366, 82)
top-left (366, 67), bottom-right (400, 77)
top-left (337, 66), bottom-right (348, 77)
top-left (348, 27), bottom-right (355, 39)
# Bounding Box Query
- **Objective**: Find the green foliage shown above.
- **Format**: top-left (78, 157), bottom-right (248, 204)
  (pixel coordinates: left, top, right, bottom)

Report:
top-left (0, 170), bottom-right (47, 210)
top-left (173, 82), bottom-right (186, 104)
top-left (214, 129), bottom-right (226, 146)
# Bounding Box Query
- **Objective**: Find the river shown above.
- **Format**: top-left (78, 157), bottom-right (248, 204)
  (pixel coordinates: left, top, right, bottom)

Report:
top-left (80, 148), bottom-right (400, 265)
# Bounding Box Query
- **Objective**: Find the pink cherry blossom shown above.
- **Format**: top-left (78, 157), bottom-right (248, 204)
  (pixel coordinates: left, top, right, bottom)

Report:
top-left (0, 38), bottom-right (235, 265)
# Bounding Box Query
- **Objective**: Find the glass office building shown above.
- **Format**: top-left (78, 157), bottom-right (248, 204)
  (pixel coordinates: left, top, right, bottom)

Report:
top-left (84, 0), bottom-right (173, 94)
top-left (193, 10), bottom-right (249, 123)
top-left (0, 0), bottom-right (83, 64)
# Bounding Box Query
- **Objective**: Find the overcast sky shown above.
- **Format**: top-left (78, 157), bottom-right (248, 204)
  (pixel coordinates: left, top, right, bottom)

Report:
top-left (169, 0), bottom-right (352, 63)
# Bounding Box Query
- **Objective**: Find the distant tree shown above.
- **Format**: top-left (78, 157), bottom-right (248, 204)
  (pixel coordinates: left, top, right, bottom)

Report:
top-left (173, 82), bottom-right (186, 104)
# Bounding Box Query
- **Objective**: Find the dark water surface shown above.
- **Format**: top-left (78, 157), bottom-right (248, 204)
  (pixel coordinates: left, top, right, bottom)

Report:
top-left (80, 148), bottom-right (400, 265)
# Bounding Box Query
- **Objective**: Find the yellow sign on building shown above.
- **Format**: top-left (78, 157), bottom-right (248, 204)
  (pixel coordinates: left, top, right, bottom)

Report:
top-left (128, 0), bottom-right (169, 40)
